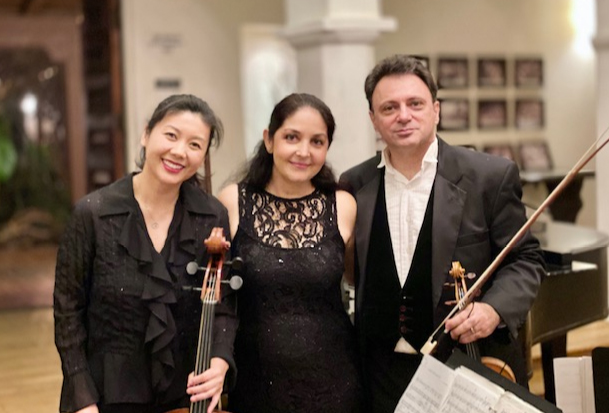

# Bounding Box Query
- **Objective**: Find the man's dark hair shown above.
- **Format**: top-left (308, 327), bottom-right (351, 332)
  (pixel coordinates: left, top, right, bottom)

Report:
top-left (364, 54), bottom-right (438, 111)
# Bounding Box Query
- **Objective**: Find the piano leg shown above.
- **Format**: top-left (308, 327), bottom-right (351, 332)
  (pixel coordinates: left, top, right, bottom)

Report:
top-left (544, 176), bottom-right (584, 222)
top-left (540, 334), bottom-right (567, 404)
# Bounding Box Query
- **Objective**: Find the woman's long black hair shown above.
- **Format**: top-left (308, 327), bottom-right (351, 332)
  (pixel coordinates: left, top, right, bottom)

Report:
top-left (239, 93), bottom-right (337, 193)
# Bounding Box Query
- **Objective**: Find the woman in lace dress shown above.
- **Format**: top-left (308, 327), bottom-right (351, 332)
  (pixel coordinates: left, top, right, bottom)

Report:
top-left (218, 93), bottom-right (362, 412)
top-left (53, 95), bottom-right (237, 413)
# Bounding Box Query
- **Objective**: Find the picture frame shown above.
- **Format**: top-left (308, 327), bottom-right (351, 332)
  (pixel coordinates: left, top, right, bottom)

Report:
top-left (515, 99), bottom-right (544, 130)
top-left (518, 140), bottom-right (553, 171)
top-left (483, 144), bottom-right (516, 162)
top-left (437, 57), bottom-right (469, 89)
top-left (438, 98), bottom-right (469, 130)
top-left (477, 58), bottom-right (506, 87)
top-left (477, 100), bottom-right (507, 129)
top-left (515, 58), bottom-right (543, 87)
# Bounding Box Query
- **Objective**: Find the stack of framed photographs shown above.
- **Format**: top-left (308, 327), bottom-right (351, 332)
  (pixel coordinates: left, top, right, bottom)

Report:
top-left (432, 56), bottom-right (543, 132)
top-left (408, 54), bottom-right (549, 171)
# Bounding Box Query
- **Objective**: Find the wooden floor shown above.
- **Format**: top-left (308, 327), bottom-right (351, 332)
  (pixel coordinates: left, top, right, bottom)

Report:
top-left (0, 308), bottom-right (62, 413)
top-left (0, 307), bottom-right (608, 412)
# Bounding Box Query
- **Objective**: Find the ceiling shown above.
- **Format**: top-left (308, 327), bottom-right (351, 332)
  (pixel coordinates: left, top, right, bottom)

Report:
top-left (0, 0), bottom-right (81, 15)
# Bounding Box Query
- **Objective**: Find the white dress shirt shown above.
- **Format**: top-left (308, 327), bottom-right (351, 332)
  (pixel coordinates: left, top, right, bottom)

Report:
top-left (378, 138), bottom-right (438, 288)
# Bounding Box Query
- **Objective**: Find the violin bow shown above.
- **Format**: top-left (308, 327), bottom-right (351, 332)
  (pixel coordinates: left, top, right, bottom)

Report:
top-left (421, 127), bottom-right (609, 355)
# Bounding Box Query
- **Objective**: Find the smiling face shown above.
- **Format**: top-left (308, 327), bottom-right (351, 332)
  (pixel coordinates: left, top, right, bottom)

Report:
top-left (264, 106), bottom-right (330, 193)
top-left (140, 110), bottom-right (210, 187)
top-left (369, 73), bottom-right (440, 156)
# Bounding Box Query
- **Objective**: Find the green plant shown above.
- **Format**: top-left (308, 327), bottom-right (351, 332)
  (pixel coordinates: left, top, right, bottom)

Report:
top-left (0, 140), bottom-right (71, 225)
top-left (0, 115), bottom-right (17, 183)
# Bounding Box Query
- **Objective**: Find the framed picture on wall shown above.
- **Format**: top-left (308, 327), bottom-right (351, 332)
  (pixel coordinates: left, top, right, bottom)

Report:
top-left (483, 144), bottom-right (516, 162)
top-left (515, 58), bottom-right (543, 87)
top-left (477, 58), bottom-right (506, 87)
top-left (515, 99), bottom-right (544, 129)
top-left (438, 98), bottom-right (469, 130)
top-left (437, 57), bottom-right (469, 88)
top-left (518, 140), bottom-right (552, 171)
top-left (477, 100), bottom-right (507, 129)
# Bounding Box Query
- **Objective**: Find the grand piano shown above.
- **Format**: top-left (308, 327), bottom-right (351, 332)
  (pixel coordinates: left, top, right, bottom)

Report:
top-left (528, 220), bottom-right (609, 403)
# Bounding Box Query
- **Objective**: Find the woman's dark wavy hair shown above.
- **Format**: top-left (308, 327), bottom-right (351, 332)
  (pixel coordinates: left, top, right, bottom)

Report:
top-left (239, 93), bottom-right (338, 193)
top-left (136, 94), bottom-right (223, 188)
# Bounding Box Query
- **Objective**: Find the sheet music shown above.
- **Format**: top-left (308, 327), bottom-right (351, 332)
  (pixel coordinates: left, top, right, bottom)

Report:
top-left (493, 392), bottom-right (544, 413)
top-left (554, 356), bottom-right (595, 413)
top-left (439, 366), bottom-right (503, 413)
top-left (395, 354), bottom-right (549, 413)
top-left (394, 355), bottom-right (455, 413)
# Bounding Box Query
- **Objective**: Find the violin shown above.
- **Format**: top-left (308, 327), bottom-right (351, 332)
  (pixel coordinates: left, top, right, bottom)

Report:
top-left (422, 127), bottom-right (609, 357)
top-left (168, 227), bottom-right (242, 413)
top-left (448, 261), bottom-right (516, 382)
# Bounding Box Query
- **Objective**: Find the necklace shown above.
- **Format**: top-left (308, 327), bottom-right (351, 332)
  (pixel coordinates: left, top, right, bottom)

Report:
top-left (142, 204), bottom-right (163, 230)
top-left (132, 175), bottom-right (178, 232)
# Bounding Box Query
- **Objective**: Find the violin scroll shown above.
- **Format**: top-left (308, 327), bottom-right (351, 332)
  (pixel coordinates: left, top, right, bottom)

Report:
top-left (447, 261), bottom-right (517, 383)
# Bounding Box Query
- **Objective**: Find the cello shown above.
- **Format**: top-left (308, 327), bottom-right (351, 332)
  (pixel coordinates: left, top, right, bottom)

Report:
top-left (168, 227), bottom-right (242, 413)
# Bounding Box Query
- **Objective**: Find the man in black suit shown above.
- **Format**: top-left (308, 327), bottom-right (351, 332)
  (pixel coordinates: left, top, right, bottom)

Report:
top-left (340, 55), bottom-right (545, 412)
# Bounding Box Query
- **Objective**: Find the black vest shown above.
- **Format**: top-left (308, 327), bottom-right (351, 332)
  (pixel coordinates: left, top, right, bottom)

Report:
top-left (363, 174), bottom-right (434, 351)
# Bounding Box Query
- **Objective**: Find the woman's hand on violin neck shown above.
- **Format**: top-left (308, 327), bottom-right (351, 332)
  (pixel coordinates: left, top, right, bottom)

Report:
top-left (74, 404), bottom-right (99, 413)
top-left (187, 357), bottom-right (229, 413)
top-left (445, 302), bottom-right (501, 344)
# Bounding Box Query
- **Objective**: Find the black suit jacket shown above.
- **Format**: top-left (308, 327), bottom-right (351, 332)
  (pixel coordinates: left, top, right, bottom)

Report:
top-left (340, 138), bottom-right (546, 354)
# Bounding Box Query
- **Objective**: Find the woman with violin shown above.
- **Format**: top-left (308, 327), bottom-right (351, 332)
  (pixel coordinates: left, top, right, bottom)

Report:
top-left (218, 93), bottom-right (363, 412)
top-left (54, 94), bottom-right (236, 413)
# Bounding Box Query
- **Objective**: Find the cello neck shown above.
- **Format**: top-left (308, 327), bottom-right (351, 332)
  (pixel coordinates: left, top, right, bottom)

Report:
top-left (190, 300), bottom-right (216, 413)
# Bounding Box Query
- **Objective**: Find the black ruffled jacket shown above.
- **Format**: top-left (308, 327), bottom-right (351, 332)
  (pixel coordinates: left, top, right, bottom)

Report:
top-left (53, 174), bottom-right (237, 412)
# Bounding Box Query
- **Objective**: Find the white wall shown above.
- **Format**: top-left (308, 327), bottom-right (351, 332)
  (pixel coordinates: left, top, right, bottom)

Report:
top-left (376, 0), bottom-right (598, 227)
top-left (597, 0), bottom-right (609, 239)
top-left (240, 25), bottom-right (297, 157)
top-left (121, 0), bottom-right (599, 228)
top-left (121, 0), bottom-right (284, 194)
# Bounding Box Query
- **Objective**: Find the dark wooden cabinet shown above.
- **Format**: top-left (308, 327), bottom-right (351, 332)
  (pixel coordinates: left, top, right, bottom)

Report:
top-left (82, 0), bottom-right (124, 191)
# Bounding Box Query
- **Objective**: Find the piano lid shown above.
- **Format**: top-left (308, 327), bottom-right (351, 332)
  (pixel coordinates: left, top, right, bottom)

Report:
top-left (534, 220), bottom-right (609, 256)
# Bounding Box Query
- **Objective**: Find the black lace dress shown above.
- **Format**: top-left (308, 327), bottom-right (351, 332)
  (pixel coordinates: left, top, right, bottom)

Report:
top-left (228, 184), bottom-right (362, 413)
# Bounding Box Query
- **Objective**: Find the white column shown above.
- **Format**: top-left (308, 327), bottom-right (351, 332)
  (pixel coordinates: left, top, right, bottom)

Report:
top-left (595, 1), bottom-right (609, 235)
top-left (594, 0), bottom-right (609, 314)
top-left (282, 0), bottom-right (396, 174)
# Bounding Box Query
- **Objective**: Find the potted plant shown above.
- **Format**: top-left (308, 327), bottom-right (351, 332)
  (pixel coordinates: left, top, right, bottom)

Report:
top-left (0, 114), bottom-right (17, 186)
